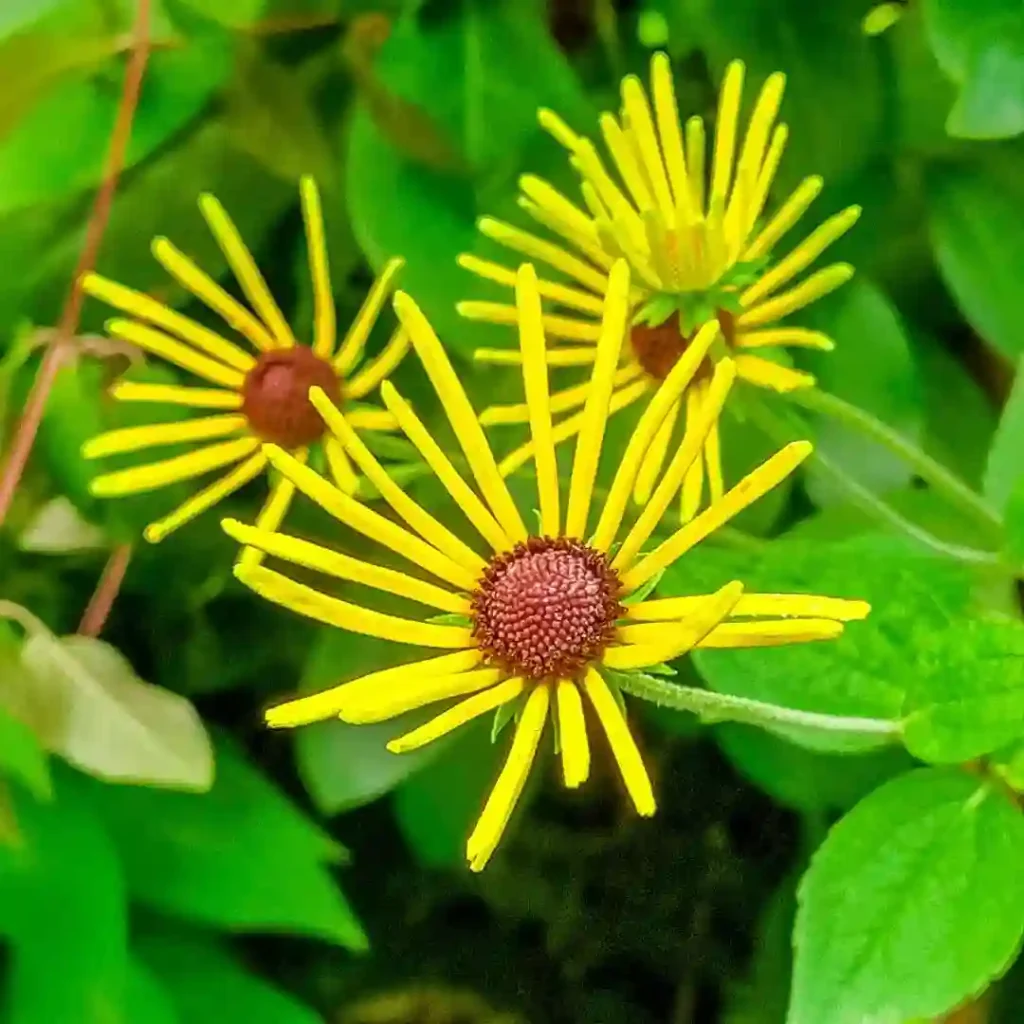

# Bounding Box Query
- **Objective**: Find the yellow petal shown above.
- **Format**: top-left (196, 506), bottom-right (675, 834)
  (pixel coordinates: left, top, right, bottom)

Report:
top-left (697, 619), bottom-right (845, 648)
top-left (603, 580), bottom-right (744, 669)
top-left (734, 355), bottom-right (816, 392)
top-left (144, 451), bottom-right (266, 543)
top-left (82, 272), bottom-right (255, 371)
top-left (199, 192), bottom-right (296, 348)
top-left (619, 442), bottom-right (812, 589)
top-left (556, 679), bottom-right (590, 788)
top-left (299, 176), bottom-right (337, 357)
top-left (106, 318), bottom-right (245, 390)
top-left (152, 237), bottom-right (276, 352)
top-left (564, 259), bottom-right (631, 538)
top-left (90, 436), bottom-right (258, 497)
top-left (514, 264), bottom-right (560, 536)
top-left (222, 517), bottom-right (471, 614)
top-left (310, 388), bottom-right (487, 574)
top-left (738, 264), bottom-right (854, 328)
top-left (581, 669), bottom-right (655, 816)
top-left (591, 318), bottom-right (720, 551)
top-left (109, 381), bottom-right (243, 408)
top-left (466, 684), bottom-right (550, 872)
top-left (394, 290), bottom-right (527, 541)
top-left (387, 677), bottom-right (526, 754)
top-left (265, 649), bottom-right (483, 728)
top-left (334, 257), bottom-right (405, 374)
top-left (615, 360), bottom-right (735, 569)
top-left (381, 382), bottom-right (510, 554)
top-left (233, 563), bottom-right (474, 649)
top-left (345, 327), bottom-right (411, 400)
top-left (627, 593), bottom-right (870, 623)
top-left (83, 414), bottom-right (247, 458)
top-left (262, 442), bottom-right (480, 590)
top-left (236, 458), bottom-right (304, 571)
top-left (457, 302), bottom-right (601, 342)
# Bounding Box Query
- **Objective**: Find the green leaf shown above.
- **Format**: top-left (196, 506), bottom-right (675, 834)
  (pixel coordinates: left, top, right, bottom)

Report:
top-left (680, 0), bottom-right (883, 190)
top-left (666, 536), bottom-right (977, 722)
top-left (139, 925), bottom-right (323, 1024)
top-left (81, 737), bottom-right (368, 950)
top-left (984, 354), bottom-right (1024, 512)
top-left (901, 618), bottom-right (1024, 763)
top-left (19, 632), bottom-right (213, 791)
top-left (928, 160), bottom-right (1024, 360)
top-left (924, 0), bottom-right (1024, 139)
top-left (790, 768), bottom-right (1024, 1024)
top-left (0, 770), bottom-right (128, 1024)
top-left (799, 278), bottom-right (923, 501)
top-left (0, 0), bottom-right (66, 37)
top-left (346, 0), bottom-right (593, 353)
top-left (0, 36), bottom-right (230, 213)
top-left (124, 958), bottom-right (179, 1024)
top-left (0, 706), bottom-right (51, 801)
top-left (222, 39), bottom-right (335, 186)
top-left (392, 719), bottom-right (503, 868)
top-left (715, 723), bottom-right (912, 814)
top-left (296, 630), bottom-right (446, 814)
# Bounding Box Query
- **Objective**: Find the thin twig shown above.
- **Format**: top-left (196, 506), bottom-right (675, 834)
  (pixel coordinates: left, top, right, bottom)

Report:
top-left (0, 0), bottom-right (152, 528)
top-left (78, 543), bottom-right (134, 637)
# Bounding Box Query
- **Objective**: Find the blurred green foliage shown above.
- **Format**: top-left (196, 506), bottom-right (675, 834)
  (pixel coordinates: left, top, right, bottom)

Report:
top-left (4, 0), bottom-right (1024, 1022)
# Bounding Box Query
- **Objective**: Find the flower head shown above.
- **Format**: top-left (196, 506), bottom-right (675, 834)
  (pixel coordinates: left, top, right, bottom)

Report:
top-left (458, 53), bottom-right (860, 518)
top-left (80, 176), bottom-right (410, 543)
top-left (224, 259), bottom-right (868, 871)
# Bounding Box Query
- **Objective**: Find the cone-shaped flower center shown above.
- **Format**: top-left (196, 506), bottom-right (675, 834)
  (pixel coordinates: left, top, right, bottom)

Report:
top-left (472, 537), bottom-right (623, 680)
top-left (242, 347), bottom-right (341, 448)
top-left (629, 309), bottom-right (736, 381)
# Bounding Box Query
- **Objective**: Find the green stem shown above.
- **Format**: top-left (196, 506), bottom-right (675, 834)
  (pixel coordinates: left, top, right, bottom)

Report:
top-left (788, 387), bottom-right (1003, 536)
top-left (747, 395), bottom-right (1002, 567)
top-left (615, 671), bottom-right (901, 747)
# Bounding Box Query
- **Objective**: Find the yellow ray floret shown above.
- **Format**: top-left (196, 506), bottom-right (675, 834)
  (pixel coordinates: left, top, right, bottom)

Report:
top-left (225, 261), bottom-right (867, 873)
top-left (81, 177), bottom-right (410, 544)
top-left (461, 50), bottom-right (861, 518)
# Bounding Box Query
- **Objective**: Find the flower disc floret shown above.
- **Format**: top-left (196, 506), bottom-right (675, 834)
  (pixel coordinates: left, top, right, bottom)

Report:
top-left (472, 537), bottom-right (623, 679)
top-left (242, 346), bottom-right (341, 448)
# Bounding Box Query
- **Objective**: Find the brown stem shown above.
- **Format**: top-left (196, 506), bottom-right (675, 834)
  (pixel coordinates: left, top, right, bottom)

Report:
top-left (78, 543), bottom-right (133, 637)
top-left (0, 0), bottom-right (152, 528)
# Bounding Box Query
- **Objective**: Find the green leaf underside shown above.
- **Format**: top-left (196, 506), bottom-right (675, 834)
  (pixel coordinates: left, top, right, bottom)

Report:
top-left (791, 768), bottom-right (1024, 1024)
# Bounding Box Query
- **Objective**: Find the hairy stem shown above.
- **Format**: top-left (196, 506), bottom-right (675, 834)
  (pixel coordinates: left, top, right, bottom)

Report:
top-left (788, 386), bottom-right (1003, 536)
top-left (0, 0), bottom-right (152, 528)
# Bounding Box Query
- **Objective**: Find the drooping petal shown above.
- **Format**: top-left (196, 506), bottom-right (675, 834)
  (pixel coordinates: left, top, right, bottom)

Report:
top-left (144, 450), bottom-right (266, 544)
top-left (466, 683), bottom-right (551, 872)
top-left (264, 649), bottom-right (484, 728)
top-left (387, 677), bottom-right (526, 754)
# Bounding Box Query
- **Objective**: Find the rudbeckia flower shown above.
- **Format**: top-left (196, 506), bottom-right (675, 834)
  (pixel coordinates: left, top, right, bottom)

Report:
top-left (80, 176), bottom-right (410, 544)
top-left (223, 259), bottom-right (868, 871)
top-left (458, 53), bottom-right (860, 518)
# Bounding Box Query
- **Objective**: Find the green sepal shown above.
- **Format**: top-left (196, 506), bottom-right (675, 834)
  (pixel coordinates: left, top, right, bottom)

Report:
top-left (426, 613), bottom-right (473, 626)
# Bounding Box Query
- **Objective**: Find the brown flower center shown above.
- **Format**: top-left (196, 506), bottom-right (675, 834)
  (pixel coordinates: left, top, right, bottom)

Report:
top-left (471, 537), bottom-right (623, 680)
top-left (241, 346), bottom-right (341, 448)
top-left (629, 309), bottom-right (736, 382)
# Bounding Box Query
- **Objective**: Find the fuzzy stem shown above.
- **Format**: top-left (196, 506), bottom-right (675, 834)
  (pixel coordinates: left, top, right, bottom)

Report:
top-left (0, 0), bottom-right (152, 528)
top-left (788, 387), bottom-right (1003, 536)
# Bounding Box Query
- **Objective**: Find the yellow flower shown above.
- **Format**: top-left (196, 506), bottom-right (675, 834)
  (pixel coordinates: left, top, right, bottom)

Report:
top-left (222, 258), bottom-right (868, 871)
top-left (80, 176), bottom-right (410, 545)
top-left (458, 53), bottom-right (860, 518)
